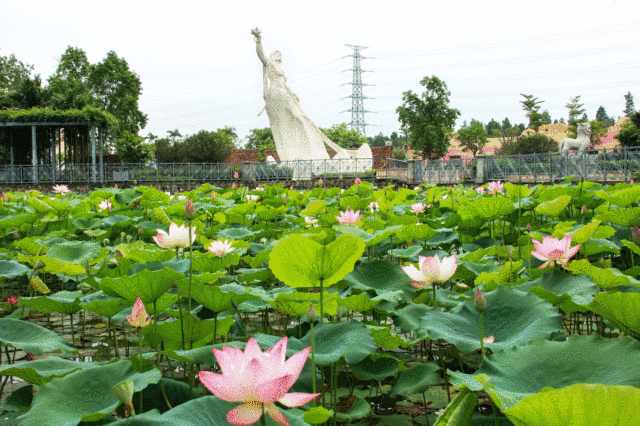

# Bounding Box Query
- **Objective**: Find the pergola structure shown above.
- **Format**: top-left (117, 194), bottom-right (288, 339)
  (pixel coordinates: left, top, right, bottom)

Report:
top-left (0, 121), bottom-right (105, 184)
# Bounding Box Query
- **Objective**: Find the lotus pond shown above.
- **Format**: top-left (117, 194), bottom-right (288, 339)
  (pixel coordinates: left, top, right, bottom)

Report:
top-left (0, 178), bottom-right (640, 426)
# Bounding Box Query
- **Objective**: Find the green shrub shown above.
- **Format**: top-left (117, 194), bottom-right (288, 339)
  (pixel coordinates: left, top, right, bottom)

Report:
top-left (496, 134), bottom-right (559, 156)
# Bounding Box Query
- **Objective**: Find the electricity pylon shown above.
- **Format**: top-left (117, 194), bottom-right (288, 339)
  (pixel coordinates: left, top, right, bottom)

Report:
top-left (342, 44), bottom-right (373, 136)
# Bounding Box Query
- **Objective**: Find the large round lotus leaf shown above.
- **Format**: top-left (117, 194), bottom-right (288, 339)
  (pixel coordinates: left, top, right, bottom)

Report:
top-left (0, 318), bottom-right (75, 355)
top-left (566, 259), bottom-right (640, 289)
top-left (398, 286), bottom-right (562, 353)
top-left (516, 269), bottom-right (599, 307)
top-left (114, 188), bottom-right (143, 206)
top-left (99, 267), bottom-right (184, 304)
top-left (589, 291), bottom-right (640, 341)
top-left (350, 354), bottom-right (399, 381)
top-left (80, 291), bottom-right (132, 318)
top-left (216, 226), bottom-right (257, 240)
top-left (504, 384), bottom-right (640, 426)
top-left (142, 315), bottom-right (234, 350)
top-left (18, 360), bottom-right (161, 426)
top-left (270, 233), bottom-right (365, 289)
top-left (449, 335), bottom-right (640, 411)
top-left (71, 217), bottom-right (102, 230)
top-left (535, 195), bottom-right (571, 217)
top-left (20, 291), bottom-right (84, 315)
top-left (107, 395), bottom-right (309, 426)
top-left (46, 240), bottom-right (101, 264)
top-left (0, 260), bottom-right (28, 278)
top-left (187, 282), bottom-right (259, 313)
top-left (459, 196), bottom-right (514, 221)
top-left (344, 259), bottom-right (415, 304)
top-left (334, 224), bottom-right (401, 247)
top-left (389, 362), bottom-right (441, 397)
top-left (335, 395), bottom-right (371, 422)
top-left (0, 357), bottom-right (98, 386)
top-left (595, 206), bottom-right (640, 227)
top-left (100, 214), bottom-right (134, 228)
top-left (253, 320), bottom-right (376, 365)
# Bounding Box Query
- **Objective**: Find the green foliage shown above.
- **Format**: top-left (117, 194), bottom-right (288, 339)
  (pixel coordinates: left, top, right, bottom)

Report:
top-left (457, 120), bottom-right (488, 157)
top-left (495, 133), bottom-right (558, 155)
top-left (154, 128), bottom-right (236, 163)
top-left (616, 111), bottom-right (640, 147)
top-left (0, 53), bottom-right (34, 94)
top-left (0, 106), bottom-right (116, 127)
top-left (595, 106), bottom-right (614, 128)
top-left (319, 123), bottom-right (368, 149)
top-left (624, 91), bottom-right (635, 117)
top-left (397, 76), bottom-right (460, 160)
top-left (244, 127), bottom-right (275, 150)
top-left (115, 131), bottom-right (155, 163)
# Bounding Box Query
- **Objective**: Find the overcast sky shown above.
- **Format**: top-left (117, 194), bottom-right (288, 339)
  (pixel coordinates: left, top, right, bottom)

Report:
top-left (2, 0), bottom-right (639, 145)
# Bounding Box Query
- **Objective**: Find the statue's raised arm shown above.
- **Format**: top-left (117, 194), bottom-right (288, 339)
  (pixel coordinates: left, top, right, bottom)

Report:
top-left (251, 28), bottom-right (267, 67)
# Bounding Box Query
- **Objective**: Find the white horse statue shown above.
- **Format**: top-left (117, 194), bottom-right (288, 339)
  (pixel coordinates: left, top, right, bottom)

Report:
top-left (560, 122), bottom-right (590, 154)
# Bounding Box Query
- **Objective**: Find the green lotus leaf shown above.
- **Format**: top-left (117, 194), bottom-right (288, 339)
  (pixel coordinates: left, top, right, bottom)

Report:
top-left (101, 214), bottom-right (134, 228)
top-left (19, 360), bottom-right (160, 426)
top-left (100, 267), bottom-right (184, 304)
top-left (186, 282), bottom-right (258, 313)
top-left (46, 240), bottom-right (102, 265)
top-left (335, 395), bottom-right (371, 422)
top-left (301, 200), bottom-right (327, 217)
top-left (390, 245), bottom-right (424, 260)
top-left (271, 292), bottom-right (338, 316)
top-left (517, 269), bottom-right (599, 306)
top-left (580, 238), bottom-right (620, 256)
top-left (535, 195), bottom-right (571, 217)
top-left (343, 259), bottom-right (414, 304)
top-left (216, 226), bottom-right (257, 240)
top-left (0, 318), bottom-right (76, 355)
top-left (595, 206), bottom-right (640, 227)
top-left (304, 406), bottom-right (332, 425)
top-left (269, 233), bottom-right (365, 289)
top-left (504, 182), bottom-right (530, 199)
top-left (621, 239), bottom-right (640, 256)
top-left (143, 314), bottom-right (233, 350)
top-left (504, 384), bottom-right (640, 426)
top-left (459, 196), bottom-right (514, 221)
top-left (36, 255), bottom-right (86, 275)
top-left (71, 217), bottom-right (102, 230)
top-left (350, 354), bottom-right (399, 381)
top-left (566, 259), bottom-right (640, 288)
top-left (334, 225), bottom-right (400, 247)
top-left (389, 362), bottom-right (441, 397)
top-left (339, 293), bottom-right (380, 312)
top-left (449, 335), bottom-right (640, 411)
top-left (20, 291), bottom-right (84, 315)
top-left (433, 386), bottom-right (478, 426)
top-left (114, 241), bottom-right (175, 263)
top-left (3, 384), bottom-right (34, 413)
top-left (13, 237), bottom-right (49, 255)
top-left (0, 357), bottom-right (99, 386)
top-left (254, 320), bottom-right (376, 365)
top-left (236, 267), bottom-right (271, 283)
top-left (394, 303), bottom-right (433, 336)
top-left (81, 291), bottom-right (132, 318)
top-left (366, 325), bottom-right (409, 350)
top-left (27, 197), bottom-right (53, 214)
top-left (588, 291), bottom-right (640, 341)
top-left (399, 286), bottom-right (561, 353)
top-left (0, 260), bottom-right (29, 279)
top-left (569, 219), bottom-right (601, 244)
top-left (114, 188), bottom-right (143, 205)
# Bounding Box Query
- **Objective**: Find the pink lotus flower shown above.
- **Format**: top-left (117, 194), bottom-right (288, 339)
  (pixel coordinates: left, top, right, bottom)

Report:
top-left (198, 337), bottom-right (320, 426)
top-left (410, 203), bottom-right (426, 215)
top-left (402, 254), bottom-right (457, 289)
top-left (355, 177), bottom-right (361, 186)
top-left (153, 222), bottom-right (196, 249)
top-left (207, 239), bottom-right (235, 257)
top-left (232, 182), bottom-right (237, 189)
top-left (7, 296), bottom-right (18, 305)
top-left (487, 181), bottom-right (504, 195)
top-left (531, 235), bottom-right (581, 269)
top-left (476, 187), bottom-right (485, 194)
top-left (1, 193), bottom-right (9, 201)
top-left (126, 297), bottom-right (151, 328)
top-left (234, 171), bottom-right (239, 179)
top-left (53, 185), bottom-right (71, 194)
top-left (336, 209), bottom-right (361, 225)
top-left (483, 336), bottom-right (494, 344)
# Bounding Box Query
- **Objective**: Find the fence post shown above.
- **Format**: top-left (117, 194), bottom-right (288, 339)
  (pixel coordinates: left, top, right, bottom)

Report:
top-left (603, 148), bottom-right (607, 184)
top-left (624, 147), bottom-right (628, 182)
top-left (31, 125), bottom-right (38, 184)
top-left (475, 156), bottom-right (485, 185)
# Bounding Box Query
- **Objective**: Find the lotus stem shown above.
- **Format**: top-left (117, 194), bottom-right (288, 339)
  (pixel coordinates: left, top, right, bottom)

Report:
top-left (187, 220), bottom-right (194, 350)
top-left (310, 321), bottom-right (317, 405)
top-left (479, 312), bottom-right (486, 367)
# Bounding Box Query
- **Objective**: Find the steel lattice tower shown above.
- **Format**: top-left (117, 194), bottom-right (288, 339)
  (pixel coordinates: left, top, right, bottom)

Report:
top-left (343, 44), bottom-right (371, 136)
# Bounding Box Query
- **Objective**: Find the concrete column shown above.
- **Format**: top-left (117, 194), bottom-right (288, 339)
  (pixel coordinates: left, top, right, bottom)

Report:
top-left (98, 129), bottom-right (104, 183)
top-left (32, 125), bottom-right (38, 184)
top-left (52, 128), bottom-right (57, 183)
top-left (91, 127), bottom-right (97, 183)
top-left (475, 156), bottom-right (486, 184)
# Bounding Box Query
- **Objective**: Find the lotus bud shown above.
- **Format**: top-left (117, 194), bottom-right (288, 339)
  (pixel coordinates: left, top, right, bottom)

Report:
top-left (12, 230), bottom-right (18, 239)
top-left (138, 227), bottom-right (144, 236)
top-left (120, 232), bottom-right (126, 242)
top-left (110, 379), bottom-right (135, 417)
top-left (126, 235), bottom-right (132, 244)
top-left (526, 223), bottom-right (531, 232)
top-left (185, 198), bottom-right (197, 221)
top-left (474, 288), bottom-right (487, 312)
top-left (633, 226), bottom-right (640, 246)
top-left (232, 182), bottom-right (237, 189)
top-left (581, 204), bottom-right (588, 215)
top-left (102, 238), bottom-right (110, 247)
top-left (307, 304), bottom-right (319, 323)
top-left (355, 177), bottom-right (362, 186)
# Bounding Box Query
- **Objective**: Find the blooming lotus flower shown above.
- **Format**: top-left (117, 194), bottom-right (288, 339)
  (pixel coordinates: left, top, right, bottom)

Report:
top-left (98, 199), bottom-right (112, 212)
top-left (483, 336), bottom-right (494, 344)
top-left (234, 171), bottom-right (239, 179)
top-left (177, 195), bottom-right (187, 201)
top-left (531, 235), bottom-right (581, 269)
top-left (198, 337), bottom-right (320, 426)
top-left (402, 254), bottom-right (457, 288)
top-left (368, 201), bottom-right (379, 214)
top-left (207, 239), bottom-right (235, 257)
top-left (442, 194), bottom-right (448, 200)
top-left (304, 216), bottom-right (319, 228)
top-left (336, 209), bottom-right (361, 225)
top-left (126, 297), bottom-right (151, 328)
top-left (0, 193), bottom-right (9, 201)
top-left (410, 203), bottom-right (426, 215)
top-left (355, 177), bottom-right (361, 186)
top-left (487, 181), bottom-right (504, 195)
top-left (232, 182), bottom-right (237, 189)
top-left (153, 222), bottom-right (196, 249)
top-left (247, 195), bottom-right (260, 203)
top-left (7, 296), bottom-right (18, 305)
top-left (476, 187), bottom-right (485, 194)
top-left (53, 184), bottom-right (70, 194)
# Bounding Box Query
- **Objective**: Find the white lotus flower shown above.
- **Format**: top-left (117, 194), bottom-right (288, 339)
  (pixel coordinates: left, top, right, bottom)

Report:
top-left (153, 222), bottom-right (197, 249)
top-left (206, 239), bottom-right (235, 257)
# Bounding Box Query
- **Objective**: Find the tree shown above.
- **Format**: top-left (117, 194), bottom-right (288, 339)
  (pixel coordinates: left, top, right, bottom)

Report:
top-left (588, 120), bottom-right (607, 146)
top-left (616, 111), bottom-right (640, 147)
top-left (154, 138), bottom-right (172, 163)
top-left (0, 53), bottom-right (33, 95)
top-left (183, 129), bottom-right (236, 163)
top-left (624, 92), bottom-right (635, 117)
top-left (370, 132), bottom-right (388, 147)
top-left (46, 46), bottom-right (94, 110)
top-left (89, 51), bottom-right (147, 141)
top-left (541, 110), bottom-right (552, 125)
top-left (319, 123), bottom-right (368, 149)
top-left (457, 120), bottom-right (488, 157)
top-left (115, 131), bottom-right (154, 163)
top-left (397, 76), bottom-right (460, 160)
top-left (167, 129), bottom-right (182, 145)
top-left (485, 119), bottom-right (501, 136)
top-left (245, 128), bottom-right (275, 150)
top-left (595, 106), bottom-right (614, 128)
top-left (565, 96), bottom-right (587, 138)
top-left (520, 94), bottom-right (544, 133)
top-left (496, 134), bottom-right (558, 156)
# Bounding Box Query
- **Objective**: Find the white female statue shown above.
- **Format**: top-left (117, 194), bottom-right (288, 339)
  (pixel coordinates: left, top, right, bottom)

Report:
top-left (252, 28), bottom-right (337, 162)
